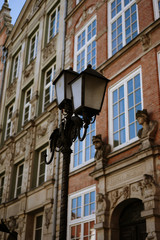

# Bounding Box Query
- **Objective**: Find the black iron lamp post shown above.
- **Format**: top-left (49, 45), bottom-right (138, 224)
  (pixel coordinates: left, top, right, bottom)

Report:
top-left (45, 64), bottom-right (109, 240)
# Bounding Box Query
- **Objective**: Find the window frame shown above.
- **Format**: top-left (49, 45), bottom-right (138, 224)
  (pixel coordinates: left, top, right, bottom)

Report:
top-left (74, 16), bottom-right (97, 73)
top-left (47, 5), bottom-right (60, 43)
top-left (43, 64), bottom-right (56, 111)
top-left (70, 121), bottom-right (96, 172)
top-left (22, 87), bottom-right (32, 126)
top-left (153, 0), bottom-right (160, 20)
top-left (11, 50), bottom-right (21, 83)
top-left (108, 0), bottom-right (139, 57)
top-left (108, 67), bottom-right (143, 151)
top-left (36, 147), bottom-right (48, 187)
top-left (0, 173), bottom-right (5, 204)
top-left (68, 186), bottom-right (96, 240)
top-left (33, 213), bottom-right (43, 240)
top-left (14, 162), bottom-right (24, 198)
top-left (5, 103), bottom-right (14, 140)
top-left (28, 30), bottom-right (39, 64)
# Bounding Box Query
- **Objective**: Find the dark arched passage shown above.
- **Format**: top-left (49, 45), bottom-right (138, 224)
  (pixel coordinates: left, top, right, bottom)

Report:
top-left (111, 198), bottom-right (147, 240)
top-left (119, 200), bottom-right (146, 240)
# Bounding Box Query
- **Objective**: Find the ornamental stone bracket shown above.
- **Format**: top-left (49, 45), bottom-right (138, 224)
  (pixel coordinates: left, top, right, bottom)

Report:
top-left (92, 134), bottom-right (111, 171)
top-left (136, 109), bottom-right (158, 150)
top-left (141, 33), bottom-right (151, 51)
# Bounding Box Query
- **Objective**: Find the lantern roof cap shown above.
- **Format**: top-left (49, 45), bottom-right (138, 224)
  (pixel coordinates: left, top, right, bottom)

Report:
top-left (80, 64), bottom-right (109, 81)
top-left (53, 67), bottom-right (79, 85)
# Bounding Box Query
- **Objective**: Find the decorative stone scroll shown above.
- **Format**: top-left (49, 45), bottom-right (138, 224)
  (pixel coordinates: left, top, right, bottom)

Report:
top-left (111, 186), bottom-right (130, 209)
top-left (136, 109), bottom-right (158, 150)
top-left (92, 134), bottom-right (111, 170)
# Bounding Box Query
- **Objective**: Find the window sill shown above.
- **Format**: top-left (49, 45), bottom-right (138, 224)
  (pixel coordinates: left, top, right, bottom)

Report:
top-left (69, 160), bottom-right (96, 177)
top-left (107, 139), bottom-right (140, 159)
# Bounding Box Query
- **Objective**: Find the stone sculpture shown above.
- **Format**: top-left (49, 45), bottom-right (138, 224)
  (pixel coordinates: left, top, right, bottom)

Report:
top-left (136, 109), bottom-right (158, 149)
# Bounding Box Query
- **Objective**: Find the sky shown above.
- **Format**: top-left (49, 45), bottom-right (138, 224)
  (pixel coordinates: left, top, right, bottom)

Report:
top-left (0, 0), bottom-right (26, 25)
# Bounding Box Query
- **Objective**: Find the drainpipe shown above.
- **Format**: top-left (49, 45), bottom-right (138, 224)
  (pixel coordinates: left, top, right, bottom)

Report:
top-left (52, 1), bottom-right (68, 239)
top-left (0, 46), bottom-right (8, 109)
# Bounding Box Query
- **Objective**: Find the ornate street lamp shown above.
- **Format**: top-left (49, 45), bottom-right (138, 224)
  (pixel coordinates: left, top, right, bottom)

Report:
top-left (45, 64), bottom-right (109, 240)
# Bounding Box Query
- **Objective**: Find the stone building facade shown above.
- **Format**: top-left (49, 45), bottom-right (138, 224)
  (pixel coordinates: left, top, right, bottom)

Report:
top-left (0, 0), bottom-right (66, 239)
top-left (0, 0), bottom-right (160, 240)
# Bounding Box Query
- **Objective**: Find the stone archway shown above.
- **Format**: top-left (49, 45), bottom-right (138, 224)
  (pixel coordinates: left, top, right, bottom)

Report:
top-left (110, 198), bottom-right (147, 240)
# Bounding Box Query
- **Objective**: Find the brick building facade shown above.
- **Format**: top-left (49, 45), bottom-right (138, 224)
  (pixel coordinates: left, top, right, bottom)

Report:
top-left (65, 0), bottom-right (160, 240)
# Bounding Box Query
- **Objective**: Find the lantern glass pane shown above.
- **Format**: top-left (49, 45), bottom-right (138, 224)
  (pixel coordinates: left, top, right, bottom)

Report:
top-left (55, 75), bottom-right (64, 105)
top-left (71, 76), bottom-right (82, 110)
top-left (84, 76), bottom-right (106, 111)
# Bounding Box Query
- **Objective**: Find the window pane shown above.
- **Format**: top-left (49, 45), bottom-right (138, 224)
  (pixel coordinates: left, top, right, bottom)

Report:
top-left (129, 123), bottom-right (135, 139)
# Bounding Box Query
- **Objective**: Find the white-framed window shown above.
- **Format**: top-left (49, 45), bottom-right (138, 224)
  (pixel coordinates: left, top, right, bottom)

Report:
top-left (109, 68), bottom-right (143, 150)
top-left (11, 50), bottom-right (21, 83)
top-left (23, 87), bottom-right (32, 125)
top-left (5, 103), bottom-right (14, 140)
top-left (43, 64), bottom-right (56, 111)
top-left (74, 17), bottom-right (97, 73)
top-left (153, 0), bottom-right (160, 20)
top-left (71, 121), bottom-right (95, 171)
top-left (37, 148), bottom-right (47, 186)
top-left (28, 30), bottom-right (39, 64)
top-left (33, 213), bottom-right (43, 240)
top-left (108, 0), bottom-right (139, 57)
top-left (14, 162), bottom-right (24, 198)
top-left (48, 5), bottom-right (60, 42)
top-left (68, 186), bottom-right (96, 240)
top-left (0, 173), bottom-right (5, 204)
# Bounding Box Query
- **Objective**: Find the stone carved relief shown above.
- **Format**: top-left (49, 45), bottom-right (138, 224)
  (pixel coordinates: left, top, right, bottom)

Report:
top-left (24, 60), bottom-right (35, 79)
top-left (92, 134), bottom-right (111, 170)
top-left (15, 138), bottom-right (26, 157)
top-left (141, 33), bottom-right (151, 51)
top-left (132, 174), bottom-right (160, 199)
top-left (0, 144), bottom-right (14, 165)
top-left (27, 0), bottom-right (43, 20)
top-left (37, 123), bottom-right (47, 138)
top-left (96, 193), bottom-right (107, 224)
top-left (111, 186), bottom-right (130, 209)
top-left (16, 217), bottom-right (25, 236)
top-left (136, 109), bottom-right (158, 150)
top-left (141, 174), bottom-right (157, 198)
top-left (45, 207), bottom-right (52, 229)
top-left (146, 231), bottom-right (157, 240)
top-left (7, 216), bottom-right (17, 232)
top-left (6, 79), bottom-right (17, 101)
top-left (43, 37), bottom-right (56, 62)
top-left (76, 5), bottom-right (96, 29)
